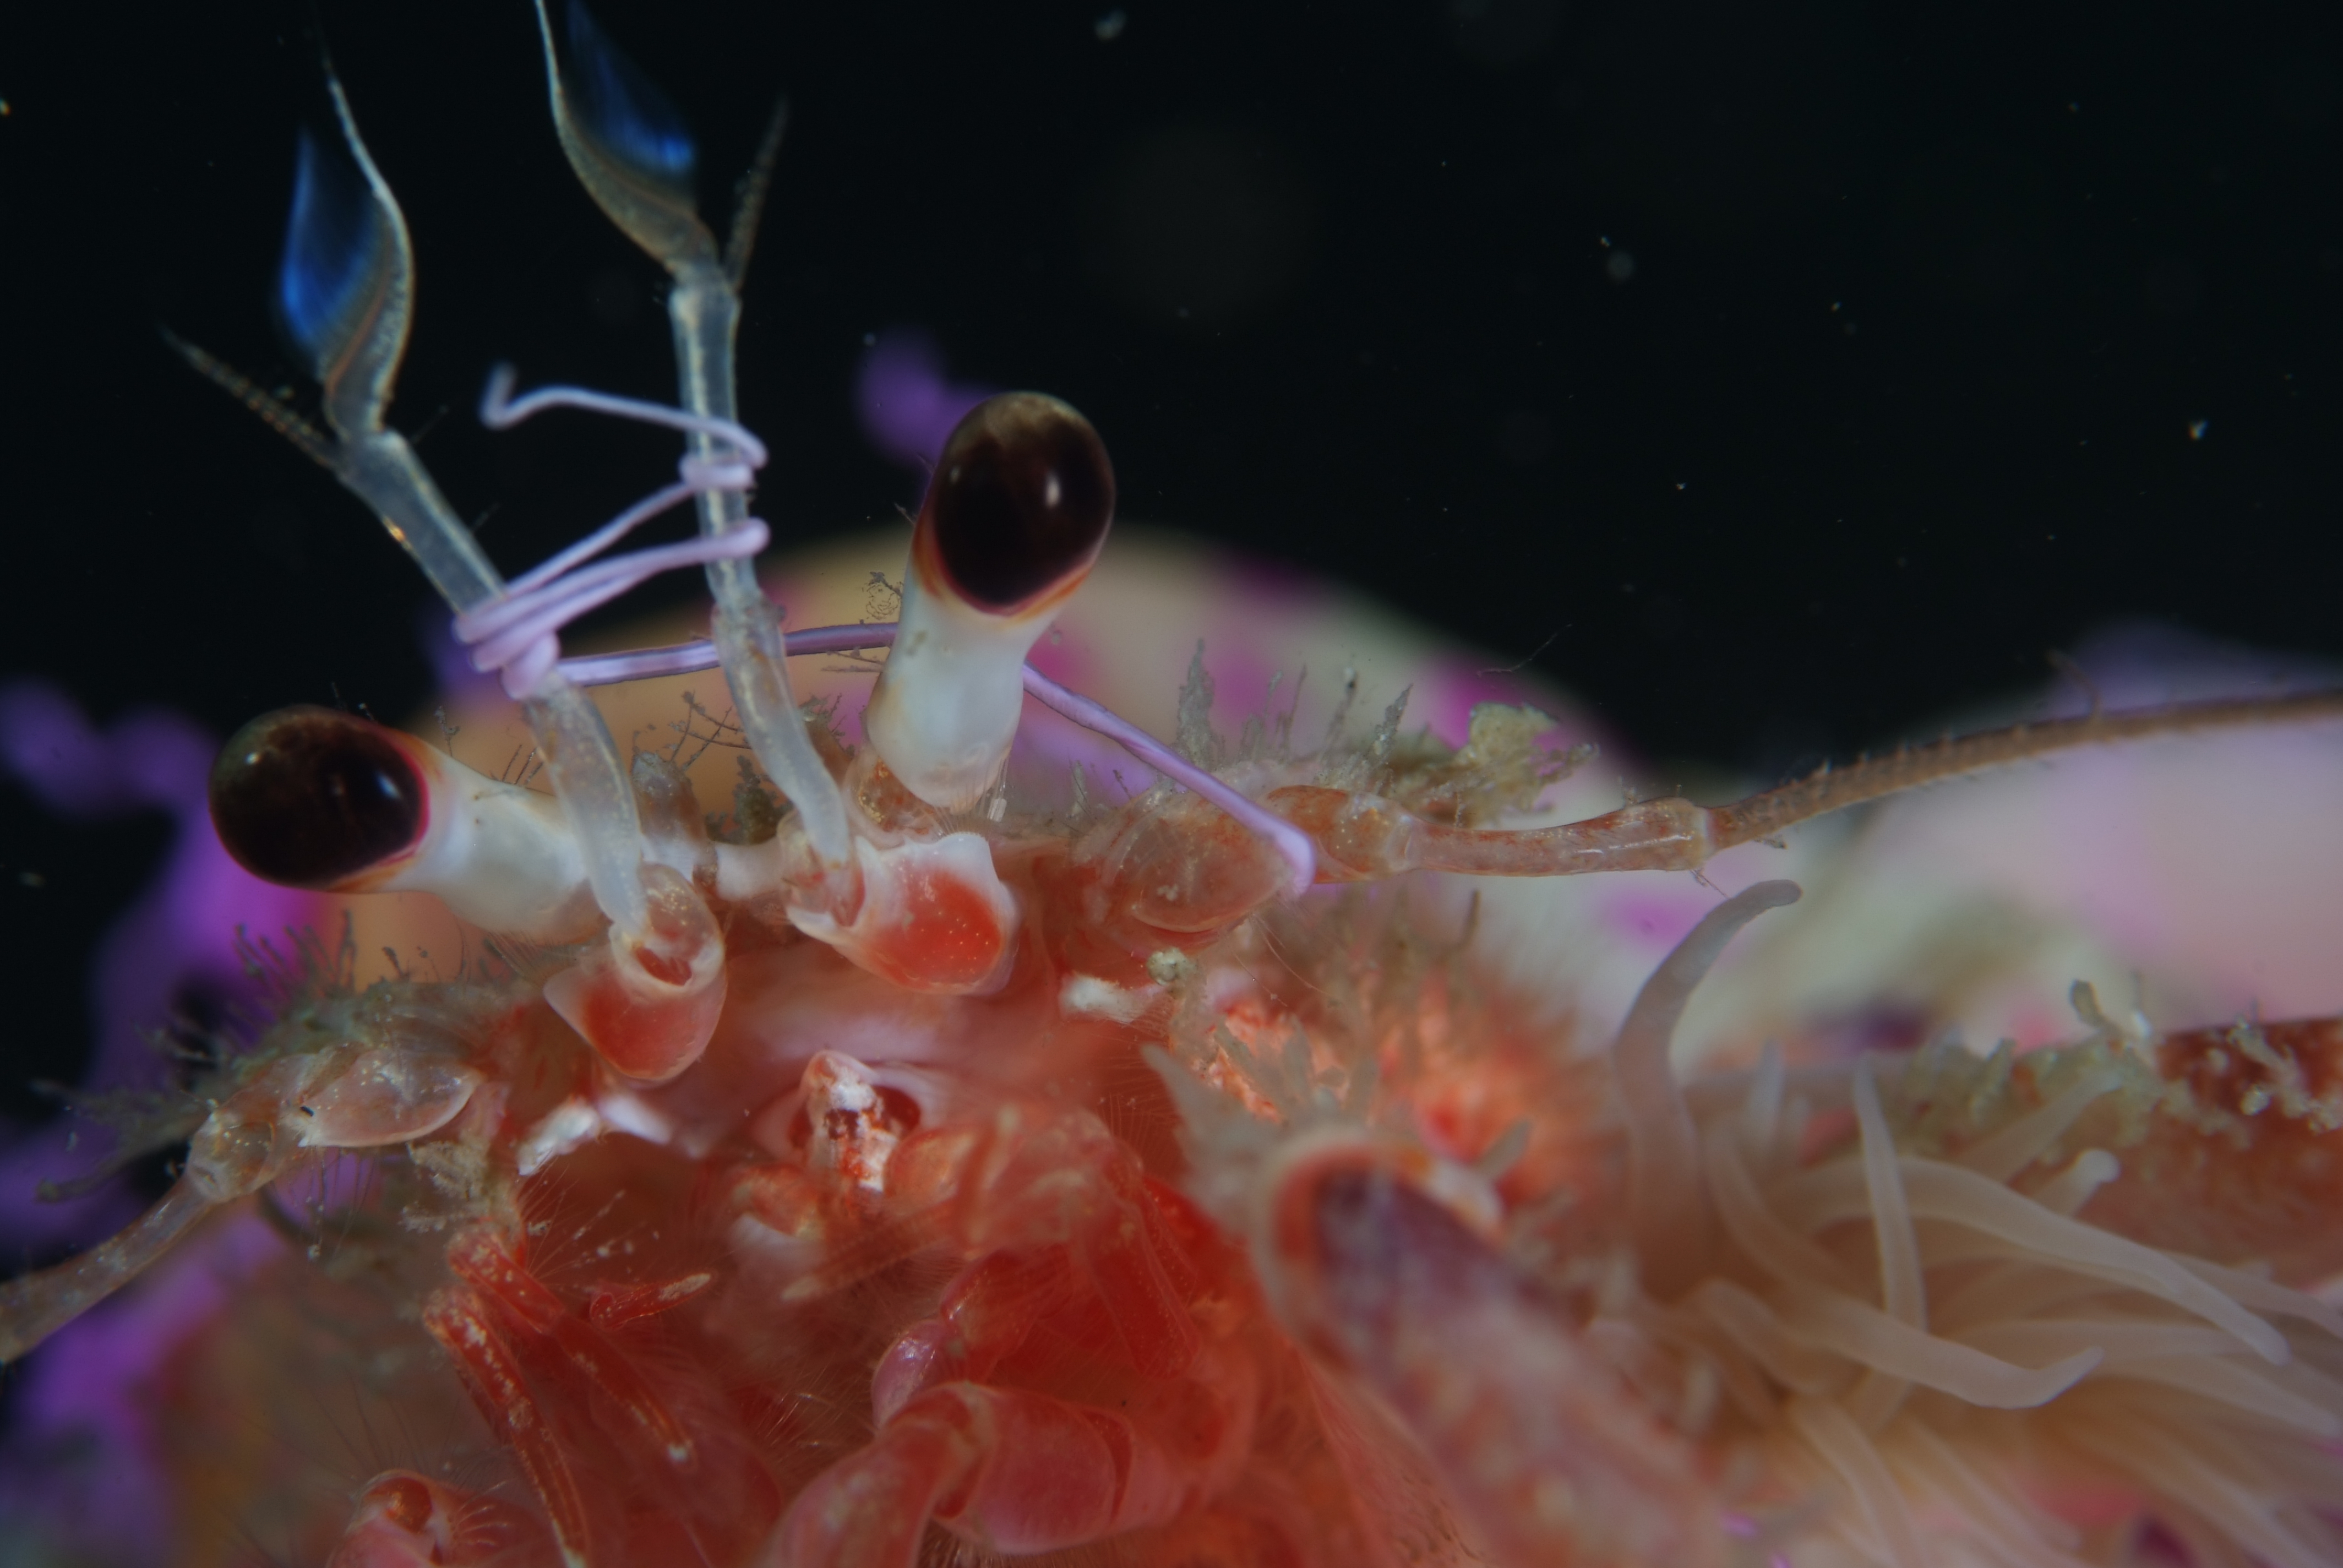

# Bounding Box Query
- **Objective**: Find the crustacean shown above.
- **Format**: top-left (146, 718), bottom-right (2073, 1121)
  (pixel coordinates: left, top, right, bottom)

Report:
top-left (4, 7), bottom-right (2343, 1567)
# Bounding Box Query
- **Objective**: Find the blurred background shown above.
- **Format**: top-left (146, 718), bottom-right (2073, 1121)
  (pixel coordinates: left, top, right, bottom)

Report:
top-left (0, 0), bottom-right (2337, 1188)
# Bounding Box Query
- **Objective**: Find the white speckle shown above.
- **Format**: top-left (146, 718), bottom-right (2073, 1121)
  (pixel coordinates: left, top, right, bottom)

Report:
top-left (2188, 418), bottom-right (2209, 441)
top-left (516, 1097), bottom-right (601, 1177)
top-left (820, 1074), bottom-right (878, 1117)
top-left (596, 1088), bottom-right (675, 1145)
top-left (1095, 8), bottom-right (1127, 40)
top-left (1060, 972), bottom-right (1162, 1023)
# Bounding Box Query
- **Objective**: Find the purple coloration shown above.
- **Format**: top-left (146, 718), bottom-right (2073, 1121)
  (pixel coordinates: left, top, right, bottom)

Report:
top-left (1420, 655), bottom-right (1573, 750)
top-left (854, 329), bottom-right (993, 469)
top-left (0, 1125), bottom-right (144, 1254)
top-left (0, 681), bottom-right (315, 1248)
top-left (1206, 545), bottom-right (1329, 610)
top-left (0, 1209), bottom-right (285, 1559)
top-left (2044, 622), bottom-right (2343, 715)
top-left (1599, 886), bottom-right (1720, 955)
top-left (423, 602), bottom-right (512, 712)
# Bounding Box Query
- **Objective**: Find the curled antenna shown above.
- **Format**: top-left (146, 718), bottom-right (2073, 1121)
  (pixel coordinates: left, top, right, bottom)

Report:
top-left (467, 368), bottom-right (771, 699)
top-left (533, 0), bottom-right (849, 868)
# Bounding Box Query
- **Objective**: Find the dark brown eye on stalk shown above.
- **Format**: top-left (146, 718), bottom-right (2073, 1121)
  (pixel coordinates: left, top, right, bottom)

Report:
top-left (210, 706), bottom-right (427, 888)
top-left (924, 392), bottom-right (1115, 612)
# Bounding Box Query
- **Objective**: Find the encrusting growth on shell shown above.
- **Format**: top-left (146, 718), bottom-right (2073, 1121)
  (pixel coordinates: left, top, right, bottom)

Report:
top-left (1154, 868), bottom-right (2343, 1568)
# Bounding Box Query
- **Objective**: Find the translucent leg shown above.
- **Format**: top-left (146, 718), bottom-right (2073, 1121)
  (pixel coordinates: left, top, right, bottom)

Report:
top-left (762, 1398), bottom-right (969, 1568)
top-left (1268, 687), bottom-right (2343, 881)
top-left (4, 1036), bottom-right (486, 1362)
top-left (0, 1182), bottom-right (211, 1363)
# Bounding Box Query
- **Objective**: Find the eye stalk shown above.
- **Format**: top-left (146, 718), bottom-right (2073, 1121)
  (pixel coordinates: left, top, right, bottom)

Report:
top-left (924, 393), bottom-right (1116, 613)
top-left (209, 707), bottom-right (600, 944)
top-left (866, 393), bottom-right (1116, 810)
top-left (211, 707), bottom-right (427, 890)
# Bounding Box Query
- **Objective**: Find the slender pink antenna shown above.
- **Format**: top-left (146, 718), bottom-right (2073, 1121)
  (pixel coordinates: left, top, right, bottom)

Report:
top-left (1020, 666), bottom-right (1317, 898)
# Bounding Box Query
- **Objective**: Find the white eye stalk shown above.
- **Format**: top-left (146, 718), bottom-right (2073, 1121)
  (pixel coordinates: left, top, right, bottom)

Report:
top-left (179, 43), bottom-right (1315, 1031)
top-left (868, 556), bottom-right (1066, 812)
top-left (210, 706), bottom-right (597, 944)
top-left (864, 393), bottom-right (1118, 810)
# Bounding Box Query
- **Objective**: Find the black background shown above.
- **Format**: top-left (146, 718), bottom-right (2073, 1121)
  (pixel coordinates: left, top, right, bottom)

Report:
top-left (1, 0), bottom-right (2337, 1110)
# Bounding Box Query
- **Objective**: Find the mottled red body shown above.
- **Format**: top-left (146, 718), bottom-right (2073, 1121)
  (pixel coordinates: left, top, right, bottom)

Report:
top-left (2082, 1018), bottom-right (2343, 1284)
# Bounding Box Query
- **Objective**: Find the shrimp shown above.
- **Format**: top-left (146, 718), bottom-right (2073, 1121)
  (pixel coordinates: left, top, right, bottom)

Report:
top-left (4, 8), bottom-right (2341, 1568)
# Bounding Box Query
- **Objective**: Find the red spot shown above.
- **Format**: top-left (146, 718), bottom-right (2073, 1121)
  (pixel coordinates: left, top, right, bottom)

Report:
top-left (364, 1473), bottom-right (435, 1535)
top-left (634, 944), bottom-right (691, 987)
top-left (861, 860), bottom-right (1009, 991)
top-left (573, 970), bottom-right (666, 1079)
top-left (2082, 1016), bottom-right (2343, 1282)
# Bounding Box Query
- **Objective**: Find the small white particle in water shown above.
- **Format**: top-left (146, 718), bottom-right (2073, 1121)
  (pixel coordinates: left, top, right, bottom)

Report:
top-left (1095, 9), bottom-right (1127, 41)
top-left (2188, 418), bottom-right (2209, 440)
